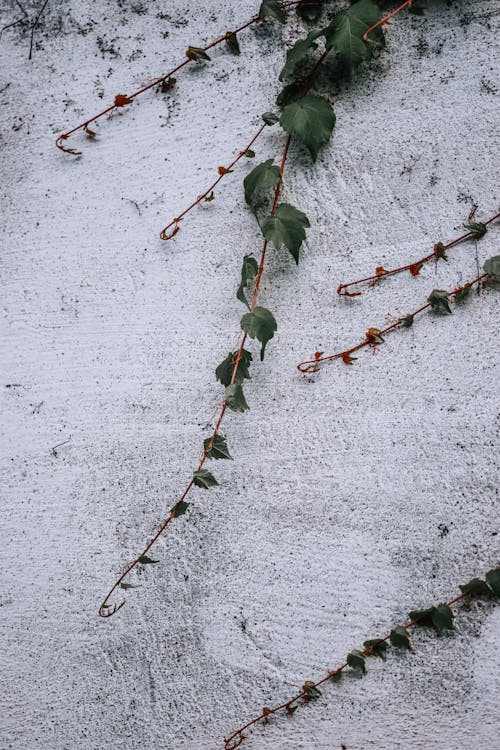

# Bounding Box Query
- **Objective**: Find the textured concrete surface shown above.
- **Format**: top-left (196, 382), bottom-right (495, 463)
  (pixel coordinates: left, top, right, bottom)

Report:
top-left (1, 1), bottom-right (499, 749)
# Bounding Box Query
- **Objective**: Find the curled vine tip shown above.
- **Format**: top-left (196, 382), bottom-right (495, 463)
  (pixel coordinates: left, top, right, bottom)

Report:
top-left (99, 599), bottom-right (126, 618)
top-left (55, 135), bottom-right (81, 156)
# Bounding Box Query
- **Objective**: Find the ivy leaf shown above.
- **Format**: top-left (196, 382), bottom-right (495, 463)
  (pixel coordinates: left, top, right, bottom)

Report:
top-left (390, 626), bottom-right (411, 650)
top-left (434, 242), bottom-right (448, 261)
top-left (280, 94), bottom-right (335, 161)
top-left (259, 0), bottom-right (286, 23)
top-left (279, 30), bottom-right (319, 81)
top-left (225, 31), bottom-right (240, 55)
top-left (409, 606), bottom-right (435, 627)
top-left (244, 149), bottom-right (255, 158)
top-left (260, 203), bottom-right (310, 263)
top-left (241, 306), bottom-right (278, 360)
top-left (236, 255), bottom-right (259, 308)
top-left (160, 77), bottom-right (176, 93)
top-left (215, 349), bottom-right (253, 387)
top-left (120, 582), bottom-right (139, 589)
top-left (262, 111), bottom-right (280, 125)
top-left (483, 255), bottom-right (500, 281)
top-left (409, 0), bottom-right (428, 15)
top-left (186, 46), bottom-right (211, 62)
top-left (243, 159), bottom-right (281, 209)
top-left (297, 0), bottom-right (325, 22)
top-left (302, 681), bottom-right (322, 698)
top-left (459, 578), bottom-right (491, 597)
top-left (454, 284), bottom-right (472, 303)
top-left (400, 314), bottom-right (414, 328)
top-left (347, 649), bottom-right (366, 674)
top-left (193, 469), bottom-right (219, 489)
top-left (138, 555), bottom-right (159, 564)
top-left (204, 434), bottom-right (232, 460)
top-left (428, 289), bottom-right (452, 314)
top-left (276, 81), bottom-right (305, 107)
top-left (171, 500), bottom-right (189, 518)
top-left (485, 568), bottom-right (500, 596)
top-left (432, 604), bottom-right (454, 634)
top-left (321, 0), bottom-right (384, 74)
top-left (329, 669), bottom-right (342, 682)
top-left (363, 639), bottom-right (388, 660)
top-left (225, 384), bottom-right (249, 413)
top-left (464, 222), bottom-right (487, 239)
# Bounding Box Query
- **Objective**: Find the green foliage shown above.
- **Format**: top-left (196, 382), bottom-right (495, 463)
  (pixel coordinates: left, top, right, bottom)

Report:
top-left (409, 0), bottom-right (428, 15)
top-left (390, 626), bottom-right (411, 650)
top-left (186, 46), bottom-right (211, 62)
top-left (486, 568), bottom-right (500, 596)
top-left (225, 32), bottom-right (240, 55)
top-left (276, 81), bottom-right (304, 107)
top-left (262, 111), bottom-right (280, 125)
top-left (364, 638), bottom-right (388, 660)
top-left (302, 681), bottom-right (322, 698)
top-left (297, 0), bottom-right (325, 22)
top-left (172, 500), bottom-right (190, 517)
top-left (454, 284), bottom-right (472, 303)
top-left (409, 605), bottom-right (454, 634)
top-left (215, 349), bottom-right (252, 387)
top-left (280, 94), bottom-right (335, 161)
top-left (322, 0), bottom-right (384, 74)
top-left (260, 203), bottom-right (310, 263)
top-left (483, 255), bottom-right (500, 281)
top-left (193, 469), bottom-right (218, 489)
top-left (279, 30), bottom-right (319, 81)
top-left (241, 306), bottom-right (278, 360)
top-left (400, 314), bottom-right (414, 328)
top-left (138, 555), bottom-right (159, 564)
top-left (225, 384), bottom-right (250, 412)
top-left (204, 434), bottom-right (232, 460)
top-left (459, 578), bottom-right (492, 597)
top-left (244, 159), bottom-right (281, 209)
top-left (259, 0), bottom-right (285, 23)
top-left (237, 255), bottom-right (259, 308)
top-left (428, 289), bottom-right (452, 314)
top-left (120, 582), bottom-right (139, 589)
top-left (347, 649), bottom-right (366, 674)
top-left (464, 222), bottom-right (487, 239)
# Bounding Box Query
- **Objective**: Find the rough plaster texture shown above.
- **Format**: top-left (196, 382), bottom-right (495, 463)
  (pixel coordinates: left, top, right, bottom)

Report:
top-left (1, 1), bottom-right (499, 748)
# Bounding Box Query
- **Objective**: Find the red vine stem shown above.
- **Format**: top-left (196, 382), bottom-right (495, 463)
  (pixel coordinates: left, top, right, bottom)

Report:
top-left (363, 0), bottom-right (414, 44)
top-left (337, 211), bottom-right (500, 297)
top-left (298, 273), bottom-right (489, 373)
top-left (160, 123), bottom-right (267, 240)
top-left (224, 590), bottom-right (476, 749)
top-left (98, 134), bottom-right (292, 617)
top-left (55, 1), bottom-right (303, 155)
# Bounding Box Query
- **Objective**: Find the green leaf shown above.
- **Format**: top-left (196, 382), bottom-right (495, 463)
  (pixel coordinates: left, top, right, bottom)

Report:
top-left (241, 306), bottom-right (278, 360)
top-left (276, 81), bottom-right (305, 107)
top-left (432, 604), bottom-right (454, 634)
top-left (243, 159), bottom-right (281, 209)
top-left (329, 669), bottom-right (342, 682)
top-left (138, 555), bottom-right (159, 564)
top-left (236, 255), bottom-right (259, 308)
top-left (171, 500), bottom-right (190, 518)
top-left (259, 0), bottom-right (285, 23)
top-left (363, 639), bottom-right (388, 660)
top-left (390, 626), bottom-right (411, 650)
top-left (459, 578), bottom-right (491, 597)
top-left (428, 289), bottom-right (452, 314)
top-left (225, 31), bottom-right (240, 55)
top-left (483, 255), bottom-right (500, 281)
top-left (409, 0), bottom-right (428, 15)
top-left (186, 46), bottom-right (211, 62)
top-left (260, 203), bottom-right (310, 263)
top-left (302, 680), bottom-right (322, 698)
top-left (321, 0), bottom-right (384, 74)
top-left (193, 469), bottom-right (219, 489)
top-left (280, 94), bottom-right (335, 161)
top-left (464, 222), bottom-right (487, 239)
top-left (120, 582), bottom-right (139, 589)
top-left (486, 568), bottom-right (500, 596)
top-left (400, 314), bottom-right (414, 328)
top-left (204, 434), bottom-right (232, 460)
top-left (225, 384), bottom-right (249, 413)
top-left (215, 349), bottom-right (252, 387)
top-left (262, 111), bottom-right (280, 126)
top-left (244, 148), bottom-right (255, 158)
top-left (347, 649), bottom-right (366, 674)
top-left (297, 0), bottom-right (325, 22)
top-left (409, 607), bottom-right (435, 627)
top-left (454, 284), bottom-right (472, 303)
top-left (279, 30), bottom-right (319, 81)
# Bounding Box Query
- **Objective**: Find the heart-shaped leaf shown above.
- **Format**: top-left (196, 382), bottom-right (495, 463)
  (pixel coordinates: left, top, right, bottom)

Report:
top-left (241, 306), bottom-right (278, 360)
top-left (260, 203), bottom-right (310, 263)
top-left (280, 94), bottom-right (335, 161)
